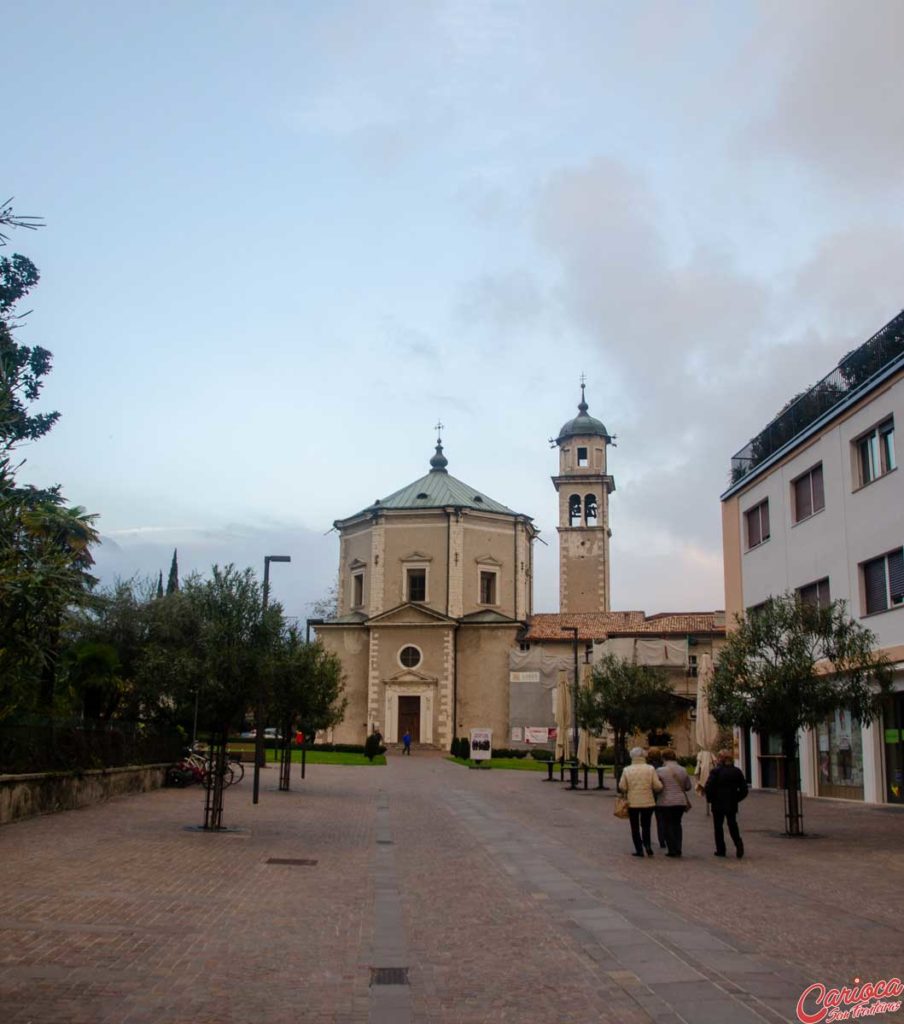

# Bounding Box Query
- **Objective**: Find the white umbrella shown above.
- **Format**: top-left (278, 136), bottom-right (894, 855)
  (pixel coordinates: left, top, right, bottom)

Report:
top-left (554, 669), bottom-right (573, 762)
top-left (694, 652), bottom-right (720, 795)
top-left (576, 664), bottom-right (597, 766)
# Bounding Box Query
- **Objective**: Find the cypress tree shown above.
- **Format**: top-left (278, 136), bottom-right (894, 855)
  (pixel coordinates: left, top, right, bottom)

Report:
top-left (156, 571), bottom-right (164, 600)
top-left (166, 548), bottom-right (179, 594)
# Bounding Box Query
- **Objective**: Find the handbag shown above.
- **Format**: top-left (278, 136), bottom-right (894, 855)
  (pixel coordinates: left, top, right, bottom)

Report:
top-left (613, 794), bottom-right (629, 819)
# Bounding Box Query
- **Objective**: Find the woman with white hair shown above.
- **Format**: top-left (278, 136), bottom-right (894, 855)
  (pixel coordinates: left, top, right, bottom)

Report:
top-left (618, 746), bottom-right (664, 857)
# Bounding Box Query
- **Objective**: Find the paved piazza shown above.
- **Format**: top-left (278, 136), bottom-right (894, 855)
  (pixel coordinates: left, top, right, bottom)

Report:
top-left (1, 754), bottom-right (903, 1024)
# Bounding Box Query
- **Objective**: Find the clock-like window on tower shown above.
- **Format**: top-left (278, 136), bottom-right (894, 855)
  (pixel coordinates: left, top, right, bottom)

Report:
top-left (569, 494), bottom-right (582, 526)
top-left (584, 493), bottom-right (598, 526)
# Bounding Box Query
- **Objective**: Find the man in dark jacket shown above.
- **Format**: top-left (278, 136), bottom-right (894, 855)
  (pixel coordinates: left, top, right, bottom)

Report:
top-left (704, 749), bottom-right (748, 858)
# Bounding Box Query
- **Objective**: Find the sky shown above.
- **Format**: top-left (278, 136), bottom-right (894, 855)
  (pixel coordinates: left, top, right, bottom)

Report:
top-left (6, 0), bottom-right (904, 621)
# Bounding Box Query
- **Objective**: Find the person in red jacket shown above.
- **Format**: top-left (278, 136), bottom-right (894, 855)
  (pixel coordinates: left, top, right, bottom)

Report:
top-left (704, 749), bottom-right (748, 859)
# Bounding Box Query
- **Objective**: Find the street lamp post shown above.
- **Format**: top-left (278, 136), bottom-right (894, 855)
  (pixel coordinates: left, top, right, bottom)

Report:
top-left (253, 554), bottom-right (291, 805)
top-left (565, 626), bottom-right (580, 756)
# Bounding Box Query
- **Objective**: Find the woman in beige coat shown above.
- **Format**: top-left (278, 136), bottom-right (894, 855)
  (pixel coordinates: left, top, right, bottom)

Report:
top-left (618, 746), bottom-right (664, 857)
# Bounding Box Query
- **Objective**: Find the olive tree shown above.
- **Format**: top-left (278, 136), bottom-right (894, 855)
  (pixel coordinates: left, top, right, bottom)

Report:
top-left (576, 653), bottom-right (677, 775)
top-left (709, 593), bottom-right (892, 835)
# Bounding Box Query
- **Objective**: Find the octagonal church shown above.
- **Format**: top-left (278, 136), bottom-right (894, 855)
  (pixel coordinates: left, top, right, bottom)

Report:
top-left (317, 388), bottom-right (724, 752)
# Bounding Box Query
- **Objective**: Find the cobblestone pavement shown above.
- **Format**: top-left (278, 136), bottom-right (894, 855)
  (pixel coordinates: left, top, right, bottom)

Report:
top-left (1, 756), bottom-right (902, 1024)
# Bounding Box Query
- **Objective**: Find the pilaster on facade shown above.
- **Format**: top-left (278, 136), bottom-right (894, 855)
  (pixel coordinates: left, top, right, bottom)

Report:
top-left (367, 628), bottom-right (381, 731)
top-left (369, 517), bottom-right (385, 616)
top-left (439, 628), bottom-right (455, 749)
top-left (447, 511), bottom-right (464, 618)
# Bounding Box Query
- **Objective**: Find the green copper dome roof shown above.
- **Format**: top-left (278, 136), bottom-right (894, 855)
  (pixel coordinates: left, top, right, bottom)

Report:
top-left (337, 441), bottom-right (527, 524)
top-left (556, 386), bottom-right (610, 443)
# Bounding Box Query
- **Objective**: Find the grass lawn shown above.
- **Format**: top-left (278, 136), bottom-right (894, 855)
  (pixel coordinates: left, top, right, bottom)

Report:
top-left (445, 756), bottom-right (549, 772)
top-left (227, 745), bottom-right (384, 766)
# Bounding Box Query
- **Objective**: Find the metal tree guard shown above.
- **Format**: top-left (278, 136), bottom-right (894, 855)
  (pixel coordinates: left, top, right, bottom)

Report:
top-left (202, 730), bottom-right (228, 831)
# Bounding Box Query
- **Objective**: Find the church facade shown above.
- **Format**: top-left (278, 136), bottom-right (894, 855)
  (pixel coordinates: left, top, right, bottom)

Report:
top-left (316, 432), bottom-right (537, 748)
top-left (316, 389), bottom-right (724, 750)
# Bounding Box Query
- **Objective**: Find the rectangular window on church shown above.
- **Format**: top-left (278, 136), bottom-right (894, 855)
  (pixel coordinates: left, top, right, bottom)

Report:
top-left (407, 568), bottom-right (426, 602)
top-left (352, 572), bottom-right (364, 608)
top-left (577, 446), bottom-right (588, 467)
top-left (479, 570), bottom-right (497, 605)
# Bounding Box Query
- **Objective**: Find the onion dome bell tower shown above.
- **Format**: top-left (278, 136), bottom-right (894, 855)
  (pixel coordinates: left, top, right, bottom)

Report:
top-left (551, 381), bottom-right (615, 613)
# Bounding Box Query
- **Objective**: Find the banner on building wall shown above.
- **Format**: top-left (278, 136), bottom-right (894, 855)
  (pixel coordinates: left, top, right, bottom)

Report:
top-left (511, 727), bottom-right (524, 742)
top-left (524, 727), bottom-right (552, 744)
top-left (510, 671), bottom-right (541, 682)
top-left (470, 728), bottom-right (492, 759)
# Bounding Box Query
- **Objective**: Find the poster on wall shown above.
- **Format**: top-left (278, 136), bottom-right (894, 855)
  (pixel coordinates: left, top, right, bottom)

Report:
top-left (470, 728), bottom-right (492, 760)
top-left (511, 727), bottom-right (524, 742)
top-left (524, 727), bottom-right (551, 744)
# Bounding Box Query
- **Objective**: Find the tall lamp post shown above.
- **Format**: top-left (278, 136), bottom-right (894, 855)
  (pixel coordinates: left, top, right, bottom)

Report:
top-left (253, 554), bottom-right (291, 805)
top-left (565, 626), bottom-right (579, 756)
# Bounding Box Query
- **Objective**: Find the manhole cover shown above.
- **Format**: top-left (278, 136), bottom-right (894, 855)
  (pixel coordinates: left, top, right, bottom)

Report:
top-left (370, 967), bottom-right (409, 986)
top-left (266, 857), bottom-right (318, 865)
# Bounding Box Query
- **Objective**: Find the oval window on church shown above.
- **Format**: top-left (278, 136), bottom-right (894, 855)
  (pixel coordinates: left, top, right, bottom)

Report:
top-left (399, 645), bottom-right (421, 668)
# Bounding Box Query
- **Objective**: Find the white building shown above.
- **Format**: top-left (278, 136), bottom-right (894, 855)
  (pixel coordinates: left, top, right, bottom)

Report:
top-left (721, 311), bottom-right (904, 804)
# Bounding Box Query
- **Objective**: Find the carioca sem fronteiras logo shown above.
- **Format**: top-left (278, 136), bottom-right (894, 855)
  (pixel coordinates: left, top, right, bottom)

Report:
top-left (796, 977), bottom-right (904, 1023)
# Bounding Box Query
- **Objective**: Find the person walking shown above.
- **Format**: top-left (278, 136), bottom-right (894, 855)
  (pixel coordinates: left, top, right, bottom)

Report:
top-left (646, 747), bottom-right (667, 849)
top-left (402, 730), bottom-right (412, 755)
top-left (655, 748), bottom-right (693, 857)
top-left (705, 748), bottom-right (748, 858)
top-left (618, 747), bottom-right (663, 857)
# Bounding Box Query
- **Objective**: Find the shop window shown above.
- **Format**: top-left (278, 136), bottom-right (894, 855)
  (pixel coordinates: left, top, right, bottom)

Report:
top-left (817, 710), bottom-right (863, 800)
top-left (745, 499), bottom-right (770, 549)
top-left (792, 464), bottom-right (825, 523)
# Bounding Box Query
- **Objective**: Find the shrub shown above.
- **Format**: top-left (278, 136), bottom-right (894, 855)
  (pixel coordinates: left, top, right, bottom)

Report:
top-left (597, 745), bottom-right (616, 765)
top-left (490, 747), bottom-right (528, 759)
top-left (459, 736), bottom-right (471, 760)
top-left (530, 748), bottom-right (554, 761)
top-left (364, 734), bottom-right (382, 762)
top-left (450, 737), bottom-right (461, 757)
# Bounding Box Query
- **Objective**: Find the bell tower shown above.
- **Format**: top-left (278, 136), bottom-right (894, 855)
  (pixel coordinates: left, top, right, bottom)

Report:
top-left (551, 381), bottom-right (615, 613)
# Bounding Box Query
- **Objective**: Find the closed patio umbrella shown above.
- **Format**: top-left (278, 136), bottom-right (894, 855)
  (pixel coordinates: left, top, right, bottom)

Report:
top-left (554, 669), bottom-right (573, 762)
top-left (695, 652), bottom-right (720, 797)
top-left (576, 664), bottom-right (597, 766)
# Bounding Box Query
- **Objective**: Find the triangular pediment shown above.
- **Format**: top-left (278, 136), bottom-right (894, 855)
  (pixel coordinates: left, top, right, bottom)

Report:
top-left (400, 550), bottom-right (433, 563)
top-left (459, 609), bottom-right (521, 625)
top-left (475, 554), bottom-right (503, 566)
top-left (385, 667), bottom-right (438, 685)
top-left (367, 602), bottom-right (455, 626)
top-left (348, 558), bottom-right (367, 570)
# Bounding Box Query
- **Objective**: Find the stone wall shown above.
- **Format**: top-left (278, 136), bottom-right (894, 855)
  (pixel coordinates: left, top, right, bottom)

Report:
top-left (0, 764), bottom-right (168, 825)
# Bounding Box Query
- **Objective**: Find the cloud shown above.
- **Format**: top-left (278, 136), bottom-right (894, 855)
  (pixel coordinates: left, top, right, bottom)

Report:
top-left (93, 522), bottom-right (338, 622)
top-left (743, 1), bottom-right (904, 192)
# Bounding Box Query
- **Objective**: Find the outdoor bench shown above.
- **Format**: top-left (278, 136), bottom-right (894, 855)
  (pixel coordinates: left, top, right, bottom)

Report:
top-left (541, 760), bottom-right (610, 790)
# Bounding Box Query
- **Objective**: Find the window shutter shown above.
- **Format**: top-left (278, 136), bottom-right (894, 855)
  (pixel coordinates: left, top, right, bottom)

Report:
top-left (746, 508), bottom-right (760, 548)
top-left (812, 465), bottom-right (824, 512)
top-left (795, 475), bottom-right (812, 521)
top-left (864, 558), bottom-right (888, 614)
top-left (761, 501), bottom-right (770, 540)
top-left (817, 578), bottom-right (831, 608)
top-left (888, 549), bottom-right (904, 606)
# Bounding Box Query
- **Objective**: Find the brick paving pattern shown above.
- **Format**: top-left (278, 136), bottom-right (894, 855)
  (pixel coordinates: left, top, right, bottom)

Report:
top-left (1, 754), bottom-right (902, 1023)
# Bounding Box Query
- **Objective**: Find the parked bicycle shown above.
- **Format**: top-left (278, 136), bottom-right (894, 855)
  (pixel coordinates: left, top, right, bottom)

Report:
top-left (165, 747), bottom-right (245, 788)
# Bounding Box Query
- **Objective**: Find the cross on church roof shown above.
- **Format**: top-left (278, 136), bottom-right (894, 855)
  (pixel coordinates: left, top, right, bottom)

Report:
top-left (435, 419), bottom-right (444, 443)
